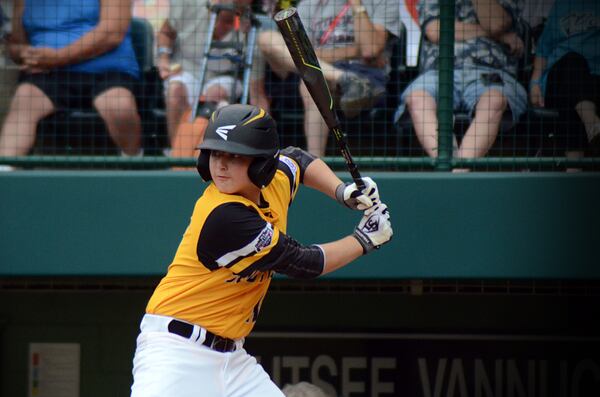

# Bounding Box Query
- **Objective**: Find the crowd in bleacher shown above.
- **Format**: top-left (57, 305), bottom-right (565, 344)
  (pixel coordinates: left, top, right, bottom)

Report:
top-left (0, 0), bottom-right (598, 171)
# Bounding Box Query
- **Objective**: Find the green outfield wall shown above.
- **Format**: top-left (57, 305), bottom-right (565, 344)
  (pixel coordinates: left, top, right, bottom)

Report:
top-left (1, 171), bottom-right (599, 279)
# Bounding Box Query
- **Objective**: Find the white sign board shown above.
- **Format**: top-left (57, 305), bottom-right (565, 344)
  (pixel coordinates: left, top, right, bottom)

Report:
top-left (28, 343), bottom-right (80, 397)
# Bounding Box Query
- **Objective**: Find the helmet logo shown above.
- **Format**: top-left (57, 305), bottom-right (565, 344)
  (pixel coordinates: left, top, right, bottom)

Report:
top-left (215, 125), bottom-right (236, 140)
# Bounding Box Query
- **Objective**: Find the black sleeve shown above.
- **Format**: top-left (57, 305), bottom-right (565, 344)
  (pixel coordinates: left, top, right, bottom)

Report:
top-left (237, 233), bottom-right (325, 279)
top-left (196, 203), bottom-right (271, 271)
top-left (280, 146), bottom-right (317, 183)
top-left (196, 202), bottom-right (324, 278)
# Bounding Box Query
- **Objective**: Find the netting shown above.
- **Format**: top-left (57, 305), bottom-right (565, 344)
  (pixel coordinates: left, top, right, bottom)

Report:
top-left (0, 0), bottom-right (599, 171)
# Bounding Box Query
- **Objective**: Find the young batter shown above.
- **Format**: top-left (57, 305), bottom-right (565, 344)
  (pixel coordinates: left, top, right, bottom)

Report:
top-left (130, 104), bottom-right (393, 397)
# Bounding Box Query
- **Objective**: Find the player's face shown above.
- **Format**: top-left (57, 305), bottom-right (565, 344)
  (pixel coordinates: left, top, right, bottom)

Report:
top-left (209, 150), bottom-right (255, 196)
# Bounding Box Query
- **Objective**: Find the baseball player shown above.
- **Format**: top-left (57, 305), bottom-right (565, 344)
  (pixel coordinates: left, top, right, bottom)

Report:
top-left (130, 104), bottom-right (393, 397)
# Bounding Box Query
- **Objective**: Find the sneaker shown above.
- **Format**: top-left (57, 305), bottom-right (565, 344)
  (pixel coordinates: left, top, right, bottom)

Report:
top-left (337, 72), bottom-right (385, 119)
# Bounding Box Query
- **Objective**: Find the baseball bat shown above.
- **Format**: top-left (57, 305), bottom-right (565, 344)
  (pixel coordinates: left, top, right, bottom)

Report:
top-left (274, 7), bottom-right (365, 191)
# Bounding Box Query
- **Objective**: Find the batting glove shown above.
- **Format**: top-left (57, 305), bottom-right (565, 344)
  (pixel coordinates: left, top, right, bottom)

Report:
top-left (353, 203), bottom-right (393, 254)
top-left (335, 177), bottom-right (379, 210)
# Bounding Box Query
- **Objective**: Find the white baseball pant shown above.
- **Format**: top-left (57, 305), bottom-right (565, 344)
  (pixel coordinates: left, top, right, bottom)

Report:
top-left (130, 314), bottom-right (284, 397)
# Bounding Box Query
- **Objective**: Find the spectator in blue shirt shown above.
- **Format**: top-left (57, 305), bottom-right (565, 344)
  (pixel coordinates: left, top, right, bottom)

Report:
top-left (0, 0), bottom-right (142, 161)
top-left (529, 0), bottom-right (600, 156)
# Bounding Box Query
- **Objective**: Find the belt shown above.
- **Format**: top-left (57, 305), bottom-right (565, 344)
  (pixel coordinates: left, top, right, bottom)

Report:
top-left (141, 314), bottom-right (240, 353)
top-left (167, 319), bottom-right (238, 353)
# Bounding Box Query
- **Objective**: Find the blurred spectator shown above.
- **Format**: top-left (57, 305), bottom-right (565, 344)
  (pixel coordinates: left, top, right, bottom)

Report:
top-left (0, 4), bottom-right (9, 40)
top-left (397, 0), bottom-right (527, 167)
top-left (282, 382), bottom-right (333, 397)
top-left (158, 0), bottom-right (270, 157)
top-left (529, 0), bottom-right (600, 158)
top-left (0, 0), bottom-right (19, 132)
top-left (258, 0), bottom-right (400, 156)
top-left (133, 0), bottom-right (170, 34)
top-left (0, 0), bottom-right (142, 164)
top-left (522, 0), bottom-right (554, 38)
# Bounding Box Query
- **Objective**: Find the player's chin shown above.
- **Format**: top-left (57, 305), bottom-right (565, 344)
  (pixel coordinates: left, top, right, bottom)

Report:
top-left (214, 180), bottom-right (238, 195)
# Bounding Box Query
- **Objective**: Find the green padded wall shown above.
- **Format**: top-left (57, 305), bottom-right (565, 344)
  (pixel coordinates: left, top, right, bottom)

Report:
top-left (1, 171), bottom-right (599, 279)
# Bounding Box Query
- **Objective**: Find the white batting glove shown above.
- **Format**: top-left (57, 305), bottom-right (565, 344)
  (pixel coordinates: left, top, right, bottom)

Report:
top-left (335, 177), bottom-right (379, 210)
top-left (353, 203), bottom-right (393, 254)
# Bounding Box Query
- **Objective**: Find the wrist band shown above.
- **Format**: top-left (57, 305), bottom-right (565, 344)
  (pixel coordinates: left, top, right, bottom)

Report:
top-left (529, 79), bottom-right (541, 88)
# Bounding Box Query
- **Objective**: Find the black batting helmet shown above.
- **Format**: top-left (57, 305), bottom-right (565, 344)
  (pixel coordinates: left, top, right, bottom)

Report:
top-left (196, 104), bottom-right (280, 189)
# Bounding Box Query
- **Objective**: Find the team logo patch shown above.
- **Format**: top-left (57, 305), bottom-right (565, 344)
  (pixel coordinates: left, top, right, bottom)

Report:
top-left (215, 125), bottom-right (236, 140)
top-left (254, 224), bottom-right (274, 252)
top-left (279, 156), bottom-right (298, 178)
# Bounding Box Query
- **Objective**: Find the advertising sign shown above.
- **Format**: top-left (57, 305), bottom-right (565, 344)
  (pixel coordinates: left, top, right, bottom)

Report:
top-left (246, 333), bottom-right (600, 397)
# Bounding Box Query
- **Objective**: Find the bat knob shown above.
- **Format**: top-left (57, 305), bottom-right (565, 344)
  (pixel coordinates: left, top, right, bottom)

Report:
top-left (274, 7), bottom-right (297, 22)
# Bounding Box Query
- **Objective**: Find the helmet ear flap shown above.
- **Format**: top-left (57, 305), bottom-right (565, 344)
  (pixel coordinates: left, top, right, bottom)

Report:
top-left (196, 149), bottom-right (212, 182)
top-left (248, 154), bottom-right (279, 188)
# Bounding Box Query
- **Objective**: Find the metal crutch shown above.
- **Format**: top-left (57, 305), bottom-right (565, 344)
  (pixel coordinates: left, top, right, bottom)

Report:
top-left (190, 3), bottom-right (240, 120)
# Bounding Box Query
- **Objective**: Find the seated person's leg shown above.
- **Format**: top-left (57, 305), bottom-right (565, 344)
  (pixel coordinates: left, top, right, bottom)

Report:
top-left (460, 89), bottom-right (507, 158)
top-left (203, 76), bottom-right (242, 106)
top-left (333, 62), bottom-right (386, 119)
top-left (169, 76), bottom-right (241, 160)
top-left (300, 62), bottom-right (385, 156)
top-left (257, 30), bottom-right (344, 88)
top-left (92, 73), bottom-right (142, 156)
top-left (299, 80), bottom-right (328, 157)
top-left (251, 13), bottom-right (279, 112)
top-left (590, 75), bottom-right (600, 150)
top-left (257, 30), bottom-right (295, 80)
top-left (165, 80), bottom-right (191, 144)
top-left (460, 68), bottom-right (526, 158)
top-left (0, 75), bottom-right (56, 156)
top-left (164, 71), bottom-right (200, 145)
top-left (401, 71), bottom-right (441, 157)
top-left (545, 53), bottom-right (600, 148)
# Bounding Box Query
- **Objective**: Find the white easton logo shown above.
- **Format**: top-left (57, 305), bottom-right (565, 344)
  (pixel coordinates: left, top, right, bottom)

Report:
top-left (215, 125), bottom-right (236, 140)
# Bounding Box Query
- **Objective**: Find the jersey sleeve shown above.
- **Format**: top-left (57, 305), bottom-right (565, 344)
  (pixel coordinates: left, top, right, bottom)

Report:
top-left (280, 146), bottom-right (316, 182)
top-left (196, 202), bottom-right (324, 279)
top-left (277, 146), bottom-right (317, 206)
top-left (196, 203), bottom-right (277, 271)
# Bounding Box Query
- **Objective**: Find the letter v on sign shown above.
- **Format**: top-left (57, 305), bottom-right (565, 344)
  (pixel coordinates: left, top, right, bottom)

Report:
top-left (215, 125), bottom-right (236, 140)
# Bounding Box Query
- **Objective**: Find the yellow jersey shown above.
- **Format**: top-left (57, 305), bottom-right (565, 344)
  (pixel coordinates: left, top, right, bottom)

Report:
top-left (146, 150), bottom-right (324, 339)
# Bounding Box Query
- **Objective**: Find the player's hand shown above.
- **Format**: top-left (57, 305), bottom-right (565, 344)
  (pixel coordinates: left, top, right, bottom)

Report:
top-left (335, 177), bottom-right (379, 210)
top-left (353, 203), bottom-right (393, 254)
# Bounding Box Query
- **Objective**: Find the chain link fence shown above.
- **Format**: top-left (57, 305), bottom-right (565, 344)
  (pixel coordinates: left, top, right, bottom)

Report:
top-left (0, 0), bottom-right (598, 171)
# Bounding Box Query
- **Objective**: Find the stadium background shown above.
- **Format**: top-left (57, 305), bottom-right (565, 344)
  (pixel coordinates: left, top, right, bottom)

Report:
top-left (1, 0), bottom-right (600, 395)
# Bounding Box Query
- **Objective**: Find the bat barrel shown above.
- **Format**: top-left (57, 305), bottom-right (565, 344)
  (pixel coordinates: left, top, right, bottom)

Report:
top-left (275, 7), bottom-right (363, 188)
top-left (274, 7), bottom-right (341, 130)
top-left (274, 7), bottom-right (298, 22)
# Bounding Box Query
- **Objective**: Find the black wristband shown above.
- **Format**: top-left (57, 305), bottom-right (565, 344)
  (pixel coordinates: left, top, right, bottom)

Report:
top-left (352, 229), bottom-right (372, 255)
